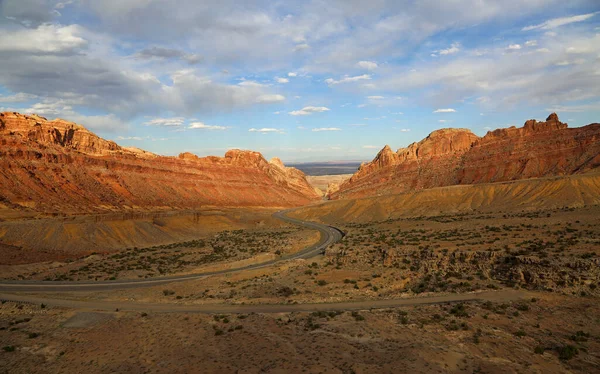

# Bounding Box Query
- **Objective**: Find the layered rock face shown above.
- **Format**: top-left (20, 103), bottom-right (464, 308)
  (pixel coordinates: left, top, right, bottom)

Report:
top-left (0, 112), bottom-right (320, 213)
top-left (330, 114), bottom-right (600, 199)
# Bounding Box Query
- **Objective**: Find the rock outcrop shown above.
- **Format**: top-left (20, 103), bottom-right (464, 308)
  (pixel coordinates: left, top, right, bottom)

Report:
top-left (330, 114), bottom-right (600, 199)
top-left (0, 112), bottom-right (321, 213)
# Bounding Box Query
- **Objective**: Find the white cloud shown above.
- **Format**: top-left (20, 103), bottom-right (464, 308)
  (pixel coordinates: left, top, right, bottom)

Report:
top-left (525, 40), bottom-right (538, 47)
top-left (312, 127), bottom-right (341, 132)
top-left (134, 46), bottom-right (202, 65)
top-left (522, 12), bottom-right (598, 31)
top-left (189, 122), bottom-right (228, 130)
top-left (545, 103), bottom-right (600, 112)
top-left (506, 44), bottom-right (522, 51)
top-left (238, 80), bottom-right (266, 87)
top-left (438, 42), bottom-right (461, 55)
top-left (294, 43), bottom-right (310, 51)
top-left (276, 77), bottom-right (289, 83)
top-left (256, 94), bottom-right (285, 103)
top-left (367, 95), bottom-right (385, 100)
top-left (0, 24), bottom-right (87, 55)
top-left (0, 93), bottom-right (37, 103)
top-left (117, 136), bottom-right (143, 141)
top-left (249, 128), bottom-right (285, 134)
top-left (325, 74), bottom-right (371, 85)
top-left (399, 128), bottom-right (411, 132)
top-left (362, 145), bottom-right (380, 149)
top-left (356, 61), bottom-right (378, 70)
top-left (438, 119), bottom-right (447, 123)
top-left (434, 108), bottom-right (456, 113)
top-left (288, 72), bottom-right (297, 77)
top-left (289, 106), bottom-right (330, 116)
top-left (144, 117), bottom-right (185, 127)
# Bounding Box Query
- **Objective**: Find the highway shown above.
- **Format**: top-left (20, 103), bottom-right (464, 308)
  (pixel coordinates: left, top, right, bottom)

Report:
top-left (0, 208), bottom-right (343, 293)
top-left (0, 208), bottom-right (531, 313)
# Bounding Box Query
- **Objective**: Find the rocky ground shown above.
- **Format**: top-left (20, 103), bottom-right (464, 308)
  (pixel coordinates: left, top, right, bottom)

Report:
top-left (1, 292), bottom-right (598, 373)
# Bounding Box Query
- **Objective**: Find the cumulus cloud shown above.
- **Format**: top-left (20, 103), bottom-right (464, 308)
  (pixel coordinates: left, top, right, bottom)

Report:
top-left (312, 127), bottom-right (341, 132)
top-left (289, 106), bottom-right (330, 116)
top-left (434, 108), bottom-right (456, 113)
top-left (248, 128), bottom-right (285, 134)
top-left (288, 72), bottom-right (297, 77)
top-left (0, 93), bottom-right (37, 103)
top-left (275, 77), bottom-right (289, 83)
top-left (367, 95), bottom-right (385, 100)
top-left (189, 122), bottom-right (228, 130)
top-left (506, 44), bottom-right (522, 51)
top-left (255, 94), bottom-right (285, 103)
top-left (325, 74), bottom-right (371, 85)
top-left (293, 43), bottom-right (310, 52)
top-left (134, 46), bottom-right (202, 64)
top-left (357, 61), bottom-right (378, 70)
top-left (144, 118), bottom-right (185, 127)
top-left (399, 128), bottom-right (411, 132)
top-left (525, 40), bottom-right (538, 47)
top-left (0, 24), bottom-right (87, 55)
top-left (438, 43), bottom-right (461, 55)
top-left (522, 12), bottom-right (598, 31)
top-left (362, 145), bottom-right (380, 149)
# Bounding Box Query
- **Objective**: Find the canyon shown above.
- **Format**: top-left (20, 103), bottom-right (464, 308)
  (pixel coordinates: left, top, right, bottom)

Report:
top-left (329, 113), bottom-right (600, 200)
top-left (0, 112), bottom-right (321, 215)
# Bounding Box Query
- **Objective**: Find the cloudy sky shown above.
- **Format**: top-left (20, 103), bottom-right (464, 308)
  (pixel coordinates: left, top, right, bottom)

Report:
top-left (1, 1), bottom-right (599, 162)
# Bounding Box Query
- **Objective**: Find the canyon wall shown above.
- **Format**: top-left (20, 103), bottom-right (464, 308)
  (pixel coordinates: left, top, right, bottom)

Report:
top-left (0, 112), bottom-right (321, 214)
top-left (330, 113), bottom-right (600, 199)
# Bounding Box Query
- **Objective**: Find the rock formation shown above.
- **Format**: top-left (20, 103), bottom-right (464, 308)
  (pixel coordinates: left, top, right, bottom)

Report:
top-left (330, 113), bottom-right (600, 199)
top-left (0, 112), bottom-right (321, 213)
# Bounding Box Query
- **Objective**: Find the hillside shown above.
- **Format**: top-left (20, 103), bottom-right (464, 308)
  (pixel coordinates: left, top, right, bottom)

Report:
top-left (329, 113), bottom-right (600, 200)
top-left (292, 172), bottom-right (600, 223)
top-left (0, 112), bottom-right (321, 214)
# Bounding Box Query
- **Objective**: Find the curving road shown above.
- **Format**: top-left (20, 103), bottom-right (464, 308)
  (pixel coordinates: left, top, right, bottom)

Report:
top-left (0, 208), bottom-right (531, 313)
top-left (0, 208), bottom-right (343, 293)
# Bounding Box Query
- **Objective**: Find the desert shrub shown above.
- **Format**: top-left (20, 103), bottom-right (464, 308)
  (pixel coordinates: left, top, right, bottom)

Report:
top-left (449, 303), bottom-right (469, 317)
top-left (558, 345), bottom-right (578, 360)
top-left (534, 346), bottom-right (545, 354)
top-left (27, 332), bottom-right (39, 339)
top-left (2, 346), bottom-right (15, 352)
top-left (162, 289), bottom-right (175, 296)
top-left (317, 280), bottom-right (327, 286)
top-left (514, 329), bottom-right (526, 337)
top-left (570, 331), bottom-right (590, 342)
top-left (351, 311), bottom-right (365, 321)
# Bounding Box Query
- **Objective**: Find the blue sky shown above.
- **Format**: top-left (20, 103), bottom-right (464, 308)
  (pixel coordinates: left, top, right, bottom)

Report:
top-left (0, 1), bottom-right (599, 162)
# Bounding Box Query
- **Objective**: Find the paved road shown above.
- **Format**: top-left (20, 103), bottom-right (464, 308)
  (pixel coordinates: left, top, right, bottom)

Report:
top-left (0, 208), bottom-right (343, 293)
top-left (0, 289), bottom-right (532, 314)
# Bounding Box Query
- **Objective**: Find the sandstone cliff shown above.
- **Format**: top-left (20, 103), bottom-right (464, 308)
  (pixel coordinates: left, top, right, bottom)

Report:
top-left (331, 113), bottom-right (600, 199)
top-left (0, 112), bottom-right (320, 213)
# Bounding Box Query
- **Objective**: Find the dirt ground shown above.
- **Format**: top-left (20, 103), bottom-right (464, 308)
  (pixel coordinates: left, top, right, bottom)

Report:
top-left (1, 176), bottom-right (599, 373)
top-left (1, 293), bottom-right (598, 373)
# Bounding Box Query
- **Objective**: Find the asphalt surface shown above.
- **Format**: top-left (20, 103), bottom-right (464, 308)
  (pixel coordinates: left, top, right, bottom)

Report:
top-left (0, 208), bottom-right (343, 293)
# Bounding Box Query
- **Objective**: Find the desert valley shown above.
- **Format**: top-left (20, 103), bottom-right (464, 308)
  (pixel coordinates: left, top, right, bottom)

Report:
top-left (1, 1), bottom-right (600, 373)
top-left (1, 111), bottom-right (599, 373)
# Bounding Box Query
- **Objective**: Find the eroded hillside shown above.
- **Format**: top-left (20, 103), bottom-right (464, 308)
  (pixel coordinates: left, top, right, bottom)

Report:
top-left (0, 112), bottom-right (321, 214)
top-left (330, 114), bottom-right (600, 199)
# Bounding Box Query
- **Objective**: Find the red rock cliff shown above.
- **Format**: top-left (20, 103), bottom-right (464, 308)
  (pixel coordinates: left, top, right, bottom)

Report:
top-left (331, 113), bottom-right (600, 199)
top-left (0, 112), bottom-right (321, 213)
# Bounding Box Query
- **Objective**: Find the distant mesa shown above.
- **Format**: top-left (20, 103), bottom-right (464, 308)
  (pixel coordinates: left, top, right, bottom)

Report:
top-left (330, 113), bottom-right (600, 200)
top-left (0, 112), bottom-right (320, 213)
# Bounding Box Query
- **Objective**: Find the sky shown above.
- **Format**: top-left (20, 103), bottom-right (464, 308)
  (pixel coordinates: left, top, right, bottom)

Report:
top-left (0, 1), bottom-right (599, 162)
